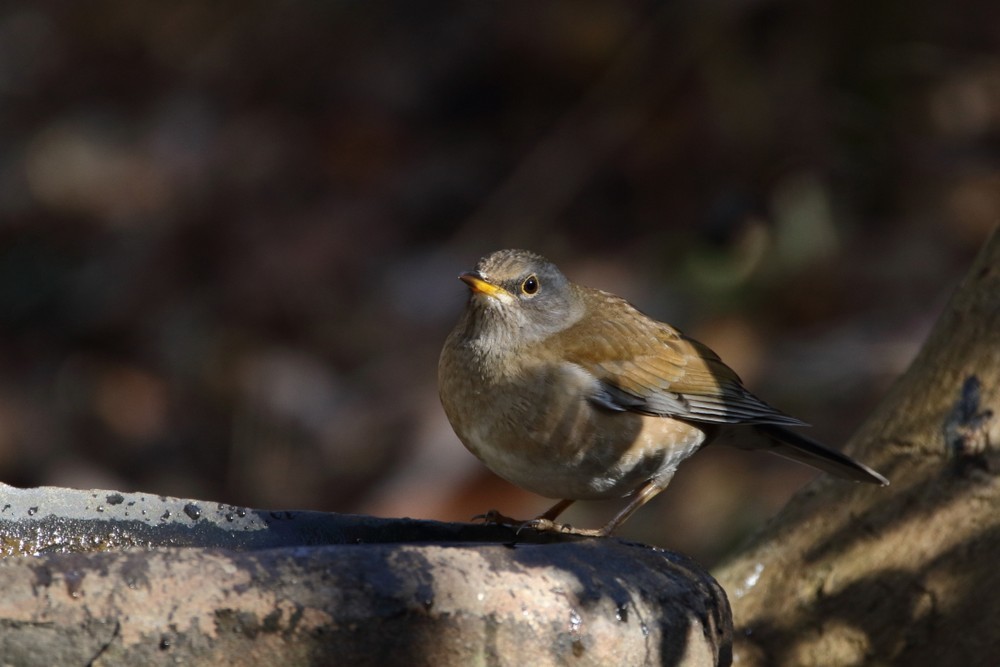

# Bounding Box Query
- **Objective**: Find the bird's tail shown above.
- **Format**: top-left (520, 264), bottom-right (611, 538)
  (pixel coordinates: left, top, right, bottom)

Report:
top-left (746, 424), bottom-right (889, 485)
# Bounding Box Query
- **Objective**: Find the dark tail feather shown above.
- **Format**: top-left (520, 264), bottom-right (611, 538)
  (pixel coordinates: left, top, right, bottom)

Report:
top-left (753, 424), bottom-right (889, 485)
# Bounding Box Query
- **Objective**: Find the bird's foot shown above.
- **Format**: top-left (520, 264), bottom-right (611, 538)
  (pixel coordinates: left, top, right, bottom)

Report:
top-left (515, 518), bottom-right (605, 537)
top-left (471, 509), bottom-right (524, 528)
top-left (473, 510), bottom-right (607, 537)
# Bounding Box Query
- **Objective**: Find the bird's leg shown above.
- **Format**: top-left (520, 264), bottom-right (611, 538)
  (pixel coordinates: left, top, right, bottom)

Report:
top-left (519, 477), bottom-right (670, 536)
top-left (540, 498), bottom-right (575, 521)
top-left (515, 498), bottom-right (576, 533)
top-left (475, 498), bottom-right (577, 531)
top-left (530, 478), bottom-right (670, 537)
top-left (597, 478), bottom-right (668, 536)
top-left (480, 479), bottom-right (668, 537)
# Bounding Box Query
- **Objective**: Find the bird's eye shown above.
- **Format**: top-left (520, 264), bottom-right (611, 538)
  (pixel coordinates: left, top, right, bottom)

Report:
top-left (521, 275), bottom-right (539, 295)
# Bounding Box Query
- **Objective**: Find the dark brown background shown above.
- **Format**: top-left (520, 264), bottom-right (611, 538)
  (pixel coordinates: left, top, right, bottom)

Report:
top-left (0, 1), bottom-right (996, 566)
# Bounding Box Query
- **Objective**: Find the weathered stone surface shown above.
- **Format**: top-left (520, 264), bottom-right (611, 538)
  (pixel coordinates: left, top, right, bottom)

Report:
top-left (0, 484), bottom-right (732, 666)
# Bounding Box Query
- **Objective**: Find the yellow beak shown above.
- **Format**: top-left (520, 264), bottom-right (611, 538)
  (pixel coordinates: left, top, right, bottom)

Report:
top-left (459, 272), bottom-right (514, 303)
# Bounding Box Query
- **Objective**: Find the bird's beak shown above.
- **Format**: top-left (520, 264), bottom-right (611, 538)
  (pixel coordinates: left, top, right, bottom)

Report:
top-left (459, 271), bottom-right (514, 304)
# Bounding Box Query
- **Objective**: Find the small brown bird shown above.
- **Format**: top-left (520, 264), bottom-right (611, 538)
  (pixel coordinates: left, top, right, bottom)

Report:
top-left (439, 249), bottom-right (888, 536)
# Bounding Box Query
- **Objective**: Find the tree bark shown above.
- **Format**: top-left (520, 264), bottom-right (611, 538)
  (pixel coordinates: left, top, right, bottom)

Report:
top-left (714, 228), bottom-right (1000, 666)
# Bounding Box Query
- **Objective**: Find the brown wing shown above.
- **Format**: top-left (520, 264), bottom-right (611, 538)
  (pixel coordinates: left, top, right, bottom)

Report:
top-left (551, 288), bottom-right (804, 426)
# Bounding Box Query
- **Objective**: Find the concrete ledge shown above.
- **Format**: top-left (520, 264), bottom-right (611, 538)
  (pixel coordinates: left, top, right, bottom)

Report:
top-left (0, 484), bottom-right (732, 666)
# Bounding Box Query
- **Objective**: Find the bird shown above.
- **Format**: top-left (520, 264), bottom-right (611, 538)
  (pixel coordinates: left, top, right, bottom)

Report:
top-left (438, 249), bottom-right (888, 536)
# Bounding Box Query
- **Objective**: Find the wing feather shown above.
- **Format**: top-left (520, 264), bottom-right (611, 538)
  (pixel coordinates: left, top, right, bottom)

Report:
top-left (550, 288), bottom-right (803, 426)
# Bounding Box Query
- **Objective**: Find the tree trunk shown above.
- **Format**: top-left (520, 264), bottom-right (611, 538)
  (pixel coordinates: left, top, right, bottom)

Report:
top-left (714, 228), bottom-right (1000, 666)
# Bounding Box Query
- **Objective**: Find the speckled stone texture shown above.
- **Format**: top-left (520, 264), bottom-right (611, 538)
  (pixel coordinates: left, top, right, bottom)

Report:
top-left (0, 483), bottom-right (732, 666)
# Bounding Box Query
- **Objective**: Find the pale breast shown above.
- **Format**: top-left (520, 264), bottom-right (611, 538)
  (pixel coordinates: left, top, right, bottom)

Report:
top-left (440, 345), bottom-right (709, 500)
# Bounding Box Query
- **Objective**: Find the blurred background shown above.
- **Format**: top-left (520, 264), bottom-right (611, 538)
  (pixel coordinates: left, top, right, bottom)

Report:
top-left (0, 1), bottom-right (996, 567)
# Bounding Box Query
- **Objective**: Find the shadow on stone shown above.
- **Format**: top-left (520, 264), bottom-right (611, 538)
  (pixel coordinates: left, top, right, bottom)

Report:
top-left (0, 483), bottom-right (732, 666)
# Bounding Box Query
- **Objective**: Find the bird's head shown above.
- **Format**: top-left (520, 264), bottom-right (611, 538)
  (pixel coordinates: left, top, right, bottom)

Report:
top-left (457, 249), bottom-right (584, 346)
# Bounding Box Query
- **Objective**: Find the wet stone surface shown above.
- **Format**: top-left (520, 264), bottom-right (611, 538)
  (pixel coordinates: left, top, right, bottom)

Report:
top-left (0, 483), bottom-right (732, 666)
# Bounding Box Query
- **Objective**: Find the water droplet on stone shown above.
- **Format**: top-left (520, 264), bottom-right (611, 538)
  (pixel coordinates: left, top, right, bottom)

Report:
top-left (569, 610), bottom-right (582, 633)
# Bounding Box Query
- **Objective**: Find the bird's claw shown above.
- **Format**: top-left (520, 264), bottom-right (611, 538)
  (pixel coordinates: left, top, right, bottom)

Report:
top-left (473, 510), bottom-right (607, 537)
top-left (517, 518), bottom-right (605, 537)
top-left (471, 509), bottom-right (522, 527)
top-left (515, 517), bottom-right (559, 534)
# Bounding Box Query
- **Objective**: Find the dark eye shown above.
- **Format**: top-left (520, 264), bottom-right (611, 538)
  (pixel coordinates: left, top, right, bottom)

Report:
top-left (521, 275), bottom-right (539, 295)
